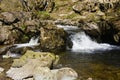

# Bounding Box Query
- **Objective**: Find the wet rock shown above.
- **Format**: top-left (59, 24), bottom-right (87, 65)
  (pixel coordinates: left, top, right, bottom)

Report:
top-left (0, 45), bottom-right (13, 55)
top-left (39, 23), bottom-right (67, 52)
top-left (81, 22), bottom-right (101, 41)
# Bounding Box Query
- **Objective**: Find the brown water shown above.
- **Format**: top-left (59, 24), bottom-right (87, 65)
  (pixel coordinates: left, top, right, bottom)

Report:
top-left (58, 50), bottom-right (120, 80)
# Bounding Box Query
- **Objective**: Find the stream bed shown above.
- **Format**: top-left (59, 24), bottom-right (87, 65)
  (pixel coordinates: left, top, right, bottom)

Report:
top-left (58, 49), bottom-right (120, 80)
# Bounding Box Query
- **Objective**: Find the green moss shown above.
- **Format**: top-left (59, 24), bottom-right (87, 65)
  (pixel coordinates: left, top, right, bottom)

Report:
top-left (35, 11), bottom-right (51, 20)
top-left (21, 25), bottom-right (26, 31)
top-left (21, 35), bottom-right (29, 43)
top-left (66, 13), bottom-right (78, 19)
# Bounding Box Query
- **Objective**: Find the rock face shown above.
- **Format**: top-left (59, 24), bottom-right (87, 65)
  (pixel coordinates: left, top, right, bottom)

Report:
top-left (40, 23), bottom-right (67, 52)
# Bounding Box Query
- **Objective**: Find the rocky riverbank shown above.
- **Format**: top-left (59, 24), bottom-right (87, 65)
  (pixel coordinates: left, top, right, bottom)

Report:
top-left (0, 0), bottom-right (120, 48)
top-left (0, 0), bottom-right (120, 80)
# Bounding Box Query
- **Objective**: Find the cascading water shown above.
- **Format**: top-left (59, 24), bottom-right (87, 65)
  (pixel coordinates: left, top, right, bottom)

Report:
top-left (56, 25), bottom-right (120, 80)
top-left (71, 32), bottom-right (119, 52)
top-left (15, 36), bottom-right (39, 48)
top-left (57, 25), bottom-right (119, 53)
top-left (2, 37), bottom-right (40, 58)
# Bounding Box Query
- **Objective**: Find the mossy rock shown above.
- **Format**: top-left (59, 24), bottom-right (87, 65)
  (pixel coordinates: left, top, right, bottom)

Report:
top-left (12, 50), bottom-right (59, 68)
top-left (33, 11), bottom-right (51, 20)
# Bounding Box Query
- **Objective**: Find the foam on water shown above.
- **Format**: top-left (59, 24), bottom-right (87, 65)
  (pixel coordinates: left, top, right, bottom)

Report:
top-left (71, 32), bottom-right (119, 53)
top-left (57, 25), bottom-right (119, 53)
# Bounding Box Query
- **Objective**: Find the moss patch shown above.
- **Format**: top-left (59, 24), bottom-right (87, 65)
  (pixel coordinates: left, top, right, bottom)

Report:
top-left (33, 11), bottom-right (51, 20)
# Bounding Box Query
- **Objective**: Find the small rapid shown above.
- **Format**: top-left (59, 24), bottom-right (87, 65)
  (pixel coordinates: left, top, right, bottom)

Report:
top-left (71, 32), bottom-right (119, 53)
top-left (15, 37), bottom-right (39, 48)
top-left (57, 25), bottom-right (119, 53)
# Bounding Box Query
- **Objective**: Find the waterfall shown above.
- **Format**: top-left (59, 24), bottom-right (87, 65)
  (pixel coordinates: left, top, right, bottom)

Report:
top-left (70, 32), bottom-right (119, 52)
top-left (15, 37), bottom-right (39, 48)
top-left (57, 25), bottom-right (119, 53)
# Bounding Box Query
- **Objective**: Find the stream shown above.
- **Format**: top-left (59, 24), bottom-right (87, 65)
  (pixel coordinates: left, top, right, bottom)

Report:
top-left (57, 25), bottom-right (120, 80)
top-left (0, 25), bottom-right (120, 80)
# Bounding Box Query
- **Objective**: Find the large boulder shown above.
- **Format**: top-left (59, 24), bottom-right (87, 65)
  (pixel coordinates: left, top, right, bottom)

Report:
top-left (39, 23), bottom-right (67, 52)
top-left (12, 50), bottom-right (59, 68)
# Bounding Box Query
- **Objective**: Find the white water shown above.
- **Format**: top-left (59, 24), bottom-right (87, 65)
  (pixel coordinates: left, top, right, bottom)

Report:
top-left (71, 32), bottom-right (119, 53)
top-left (57, 25), bottom-right (119, 53)
top-left (15, 37), bottom-right (39, 48)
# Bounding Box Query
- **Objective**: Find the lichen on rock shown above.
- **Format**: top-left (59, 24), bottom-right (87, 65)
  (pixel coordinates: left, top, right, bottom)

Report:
top-left (12, 50), bottom-right (59, 68)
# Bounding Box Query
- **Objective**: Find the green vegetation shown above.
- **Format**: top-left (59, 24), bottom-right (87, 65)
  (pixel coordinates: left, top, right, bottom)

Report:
top-left (34, 11), bottom-right (51, 20)
top-left (66, 13), bottom-right (78, 19)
